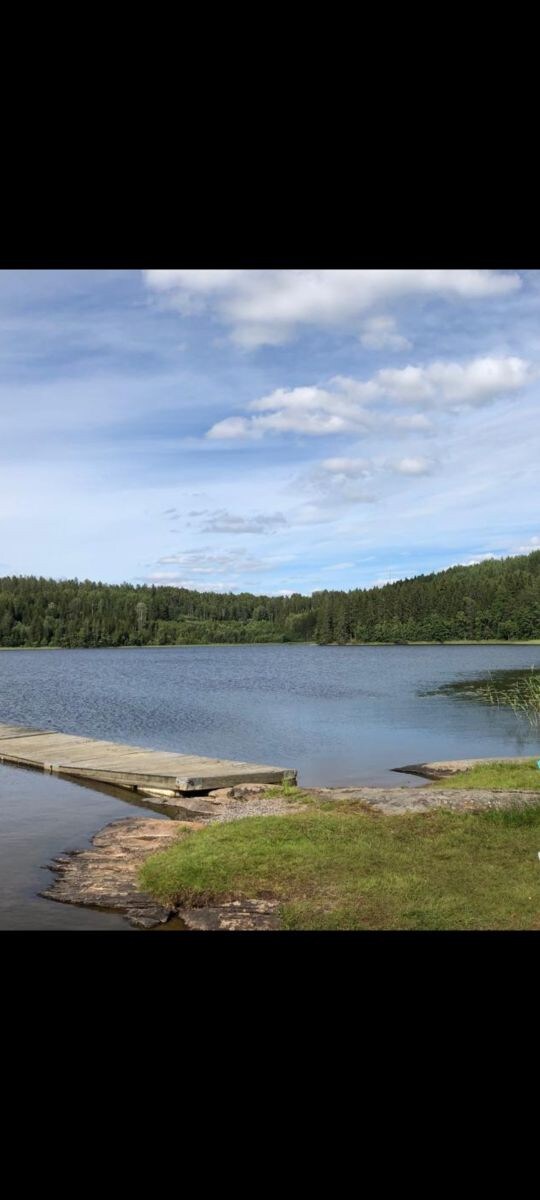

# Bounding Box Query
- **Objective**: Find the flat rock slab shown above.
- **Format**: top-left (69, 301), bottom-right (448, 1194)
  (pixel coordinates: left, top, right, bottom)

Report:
top-left (41, 818), bottom-right (197, 929)
top-left (139, 783), bottom-right (306, 823)
top-left (181, 900), bottom-right (281, 931)
top-left (394, 756), bottom-right (536, 780)
top-left (310, 785), bottom-right (540, 814)
top-left (41, 788), bottom-right (304, 930)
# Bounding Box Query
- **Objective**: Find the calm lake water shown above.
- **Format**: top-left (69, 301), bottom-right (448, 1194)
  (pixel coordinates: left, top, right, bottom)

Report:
top-left (1, 643), bottom-right (540, 930)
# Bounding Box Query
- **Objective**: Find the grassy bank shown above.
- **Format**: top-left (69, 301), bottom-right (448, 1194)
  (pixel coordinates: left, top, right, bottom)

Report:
top-left (140, 792), bottom-right (540, 930)
top-left (435, 760), bottom-right (540, 790)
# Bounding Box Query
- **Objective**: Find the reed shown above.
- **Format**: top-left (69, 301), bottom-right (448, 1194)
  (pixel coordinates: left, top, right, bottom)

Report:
top-left (476, 666), bottom-right (540, 730)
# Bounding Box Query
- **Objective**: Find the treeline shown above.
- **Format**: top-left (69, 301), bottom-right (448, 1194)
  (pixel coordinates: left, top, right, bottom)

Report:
top-left (0, 551), bottom-right (539, 648)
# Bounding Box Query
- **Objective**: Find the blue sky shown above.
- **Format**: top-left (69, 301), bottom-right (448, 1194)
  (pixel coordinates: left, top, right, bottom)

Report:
top-left (0, 268), bottom-right (538, 595)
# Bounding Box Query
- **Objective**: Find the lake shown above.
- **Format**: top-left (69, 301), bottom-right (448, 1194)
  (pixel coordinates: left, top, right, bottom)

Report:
top-left (1, 643), bottom-right (539, 929)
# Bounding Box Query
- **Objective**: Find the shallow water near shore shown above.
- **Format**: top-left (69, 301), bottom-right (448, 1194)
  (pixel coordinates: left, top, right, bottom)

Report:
top-left (1, 643), bottom-right (540, 929)
top-left (0, 765), bottom-right (170, 929)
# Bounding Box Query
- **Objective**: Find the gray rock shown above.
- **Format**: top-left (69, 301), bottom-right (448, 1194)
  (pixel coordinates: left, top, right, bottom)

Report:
top-left (40, 818), bottom-right (194, 928)
top-left (181, 899), bottom-right (281, 931)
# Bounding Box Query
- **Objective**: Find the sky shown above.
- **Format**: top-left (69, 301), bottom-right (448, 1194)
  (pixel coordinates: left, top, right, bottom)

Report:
top-left (0, 267), bottom-right (538, 595)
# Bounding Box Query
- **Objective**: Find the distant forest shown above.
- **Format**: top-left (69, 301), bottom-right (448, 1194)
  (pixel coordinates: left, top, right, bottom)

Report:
top-left (0, 551), bottom-right (539, 647)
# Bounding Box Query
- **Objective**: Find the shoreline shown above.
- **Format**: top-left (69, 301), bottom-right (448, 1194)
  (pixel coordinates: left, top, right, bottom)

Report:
top-left (1, 639), bottom-right (540, 652)
top-left (392, 755), bottom-right (539, 780)
top-left (41, 785), bottom-right (306, 929)
top-left (41, 769), bottom-right (540, 930)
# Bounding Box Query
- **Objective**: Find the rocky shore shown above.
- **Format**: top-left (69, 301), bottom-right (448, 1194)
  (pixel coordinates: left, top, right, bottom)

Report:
top-left (41, 779), bottom-right (540, 930)
top-left (41, 783), bottom-right (304, 929)
top-left (393, 755), bottom-right (536, 780)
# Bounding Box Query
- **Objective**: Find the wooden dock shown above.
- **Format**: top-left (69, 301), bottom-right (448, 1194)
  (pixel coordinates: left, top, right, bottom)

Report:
top-left (0, 723), bottom-right (297, 795)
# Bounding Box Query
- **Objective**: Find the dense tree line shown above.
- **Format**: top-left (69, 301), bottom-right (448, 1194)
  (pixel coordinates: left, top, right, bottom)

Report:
top-left (0, 551), bottom-right (539, 648)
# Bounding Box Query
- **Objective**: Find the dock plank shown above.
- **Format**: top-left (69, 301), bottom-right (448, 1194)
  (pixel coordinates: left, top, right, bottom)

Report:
top-left (0, 722), bottom-right (296, 794)
top-left (0, 725), bottom-right (50, 740)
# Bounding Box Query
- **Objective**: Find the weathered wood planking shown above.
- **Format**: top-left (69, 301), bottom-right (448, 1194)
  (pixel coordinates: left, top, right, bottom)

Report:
top-left (0, 722), bottom-right (297, 793)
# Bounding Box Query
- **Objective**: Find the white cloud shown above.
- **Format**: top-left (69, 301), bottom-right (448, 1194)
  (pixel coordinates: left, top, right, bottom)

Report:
top-left (515, 536), bottom-right (540, 553)
top-left (360, 315), bottom-right (412, 352)
top-left (444, 538), bottom-right (540, 569)
top-left (294, 460), bottom-right (377, 512)
top-left (321, 458), bottom-right (371, 477)
top-left (207, 409), bottom-right (358, 439)
top-left (394, 414), bottom-right (433, 430)
top-left (294, 451), bottom-right (436, 512)
top-left (207, 380), bottom-right (378, 440)
top-left (377, 356), bottom-right (533, 408)
top-left (5, 268), bottom-right (540, 597)
top-left (142, 574), bottom-right (241, 592)
top-left (199, 509), bottom-right (288, 534)
top-left (390, 457), bottom-right (435, 476)
top-left (156, 548), bottom-right (291, 575)
top-left (206, 416), bottom-right (257, 440)
top-left (290, 503), bottom-right (356, 525)
top-left (320, 562), bottom-right (356, 571)
top-left (206, 356), bottom-right (532, 441)
top-left (143, 269), bottom-right (521, 348)
top-left (444, 554), bottom-right (499, 568)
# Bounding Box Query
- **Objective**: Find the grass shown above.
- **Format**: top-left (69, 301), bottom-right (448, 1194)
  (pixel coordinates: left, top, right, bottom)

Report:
top-left (263, 781), bottom-right (315, 802)
top-left (475, 669), bottom-right (540, 730)
top-left (435, 760), bottom-right (540, 791)
top-left (139, 794), bottom-right (540, 930)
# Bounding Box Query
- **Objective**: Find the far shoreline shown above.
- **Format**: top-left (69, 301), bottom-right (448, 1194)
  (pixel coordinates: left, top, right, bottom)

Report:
top-left (1, 640), bottom-right (540, 652)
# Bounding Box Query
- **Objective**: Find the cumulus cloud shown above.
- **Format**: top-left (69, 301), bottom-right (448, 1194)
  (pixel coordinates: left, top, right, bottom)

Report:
top-left (376, 356), bottom-right (533, 408)
top-left (143, 269), bottom-right (521, 348)
top-left (207, 409), bottom-right (362, 439)
top-left (206, 356), bottom-right (532, 441)
top-left (360, 315), bottom-right (412, 351)
top-left (208, 381), bottom-right (378, 440)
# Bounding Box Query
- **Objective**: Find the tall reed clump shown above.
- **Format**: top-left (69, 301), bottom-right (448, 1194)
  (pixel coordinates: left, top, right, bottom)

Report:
top-left (476, 667), bottom-right (540, 730)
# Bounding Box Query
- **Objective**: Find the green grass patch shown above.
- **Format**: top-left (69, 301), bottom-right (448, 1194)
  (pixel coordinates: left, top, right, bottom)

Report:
top-left (435, 760), bottom-right (540, 791)
top-left (263, 782), bottom-right (317, 803)
top-left (139, 800), bottom-right (540, 930)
